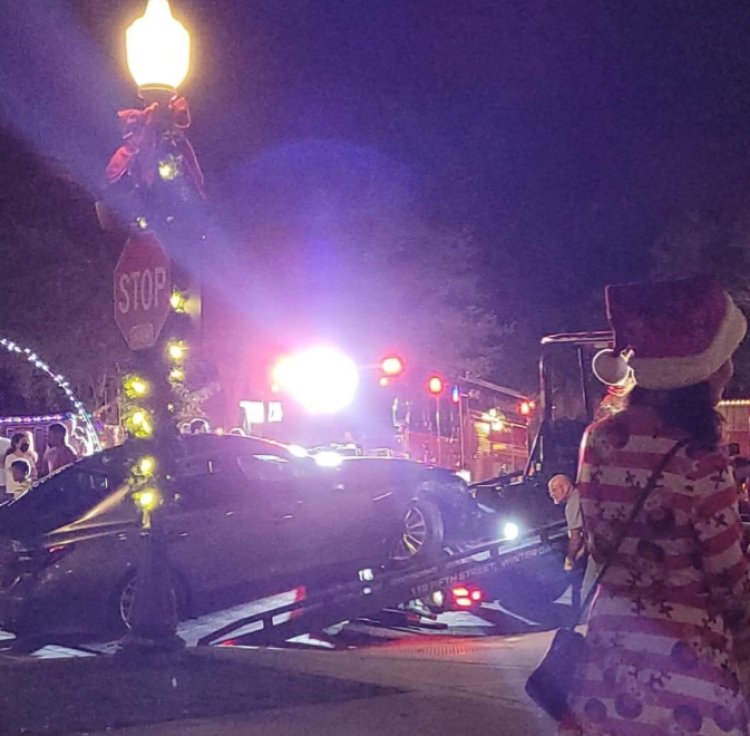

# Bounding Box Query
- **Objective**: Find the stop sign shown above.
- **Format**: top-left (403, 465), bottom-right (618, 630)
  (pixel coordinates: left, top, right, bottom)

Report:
top-left (114, 232), bottom-right (172, 350)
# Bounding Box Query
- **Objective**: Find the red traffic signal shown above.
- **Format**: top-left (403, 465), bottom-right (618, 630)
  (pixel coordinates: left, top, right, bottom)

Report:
top-left (427, 375), bottom-right (445, 396)
top-left (380, 355), bottom-right (405, 377)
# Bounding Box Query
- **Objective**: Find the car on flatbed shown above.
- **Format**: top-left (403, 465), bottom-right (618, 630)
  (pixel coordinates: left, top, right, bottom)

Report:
top-left (0, 433), bottom-right (477, 639)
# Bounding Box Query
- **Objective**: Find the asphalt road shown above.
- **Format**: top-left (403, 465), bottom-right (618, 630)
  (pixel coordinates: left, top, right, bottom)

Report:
top-left (79, 629), bottom-right (559, 736)
top-left (0, 591), bottom-right (569, 735)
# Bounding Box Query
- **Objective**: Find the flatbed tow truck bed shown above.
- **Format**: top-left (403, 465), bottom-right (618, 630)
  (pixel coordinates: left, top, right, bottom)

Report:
top-left (198, 521), bottom-right (568, 647)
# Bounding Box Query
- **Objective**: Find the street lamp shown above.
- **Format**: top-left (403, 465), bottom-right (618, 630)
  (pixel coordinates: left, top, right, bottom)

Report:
top-left (113, 0), bottom-right (198, 656)
top-left (126, 0), bottom-right (190, 93)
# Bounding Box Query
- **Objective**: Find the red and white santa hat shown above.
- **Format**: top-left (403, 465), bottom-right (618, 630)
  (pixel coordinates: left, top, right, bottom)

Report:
top-left (592, 276), bottom-right (747, 390)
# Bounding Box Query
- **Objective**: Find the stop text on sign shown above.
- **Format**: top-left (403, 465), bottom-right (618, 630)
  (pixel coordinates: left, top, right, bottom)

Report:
top-left (114, 231), bottom-right (172, 350)
top-left (116, 267), bottom-right (168, 314)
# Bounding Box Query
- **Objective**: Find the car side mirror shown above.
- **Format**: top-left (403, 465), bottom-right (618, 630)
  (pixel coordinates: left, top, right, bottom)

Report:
top-left (473, 485), bottom-right (501, 512)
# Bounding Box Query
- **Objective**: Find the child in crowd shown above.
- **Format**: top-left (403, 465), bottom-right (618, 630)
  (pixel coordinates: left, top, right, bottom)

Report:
top-left (8, 459), bottom-right (31, 498)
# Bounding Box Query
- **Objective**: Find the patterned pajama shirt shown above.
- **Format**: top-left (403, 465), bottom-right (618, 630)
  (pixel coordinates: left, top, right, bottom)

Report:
top-left (562, 406), bottom-right (750, 736)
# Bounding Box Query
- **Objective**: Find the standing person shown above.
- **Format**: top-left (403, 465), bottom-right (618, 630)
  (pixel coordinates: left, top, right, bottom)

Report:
top-left (548, 473), bottom-right (586, 612)
top-left (41, 423), bottom-right (77, 476)
top-left (70, 426), bottom-right (94, 458)
top-left (4, 432), bottom-right (37, 497)
top-left (563, 277), bottom-right (750, 735)
top-left (0, 435), bottom-right (10, 497)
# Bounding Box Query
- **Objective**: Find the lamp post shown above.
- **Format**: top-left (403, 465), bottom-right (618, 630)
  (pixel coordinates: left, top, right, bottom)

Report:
top-left (111, 0), bottom-right (204, 655)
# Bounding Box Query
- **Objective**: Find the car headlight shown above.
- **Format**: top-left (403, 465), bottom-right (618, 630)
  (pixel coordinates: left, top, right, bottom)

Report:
top-left (502, 521), bottom-right (521, 541)
top-left (314, 451), bottom-right (343, 468)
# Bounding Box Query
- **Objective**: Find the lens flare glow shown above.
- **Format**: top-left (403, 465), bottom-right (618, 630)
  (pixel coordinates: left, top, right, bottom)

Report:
top-left (272, 347), bottom-right (359, 414)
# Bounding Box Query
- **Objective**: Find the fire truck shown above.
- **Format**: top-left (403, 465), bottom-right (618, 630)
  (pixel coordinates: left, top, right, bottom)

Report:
top-left (389, 375), bottom-right (533, 483)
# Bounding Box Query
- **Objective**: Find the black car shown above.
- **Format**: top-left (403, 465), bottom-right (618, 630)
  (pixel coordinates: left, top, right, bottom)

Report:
top-left (0, 434), bottom-right (476, 639)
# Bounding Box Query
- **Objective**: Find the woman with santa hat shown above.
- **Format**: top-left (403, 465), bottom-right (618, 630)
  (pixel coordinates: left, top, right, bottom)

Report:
top-left (561, 277), bottom-right (750, 735)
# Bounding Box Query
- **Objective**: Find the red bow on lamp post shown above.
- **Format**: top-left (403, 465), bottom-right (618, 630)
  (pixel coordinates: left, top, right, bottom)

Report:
top-left (106, 95), bottom-right (205, 198)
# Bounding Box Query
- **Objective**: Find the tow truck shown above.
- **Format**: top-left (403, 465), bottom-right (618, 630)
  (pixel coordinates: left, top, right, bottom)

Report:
top-left (193, 332), bottom-right (613, 648)
top-left (0, 333), bottom-right (607, 656)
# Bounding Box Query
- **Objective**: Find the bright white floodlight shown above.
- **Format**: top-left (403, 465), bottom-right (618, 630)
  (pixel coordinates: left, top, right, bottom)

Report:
top-left (503, 521), bottom-right (521, 541)
top-left (272, 347), bottom-right (359, 414)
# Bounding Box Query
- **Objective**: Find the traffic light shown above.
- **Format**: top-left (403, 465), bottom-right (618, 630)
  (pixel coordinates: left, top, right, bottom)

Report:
top-left (427, 375), bottom-right (444, 396)
top-left (450, 385), bottom-right (460, 404)
top-left (380, 355), bottom-right (405, 377)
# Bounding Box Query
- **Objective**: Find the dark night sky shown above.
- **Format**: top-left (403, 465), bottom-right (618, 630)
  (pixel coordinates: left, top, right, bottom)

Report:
top-left (4, 0), bottom-right (750, 380)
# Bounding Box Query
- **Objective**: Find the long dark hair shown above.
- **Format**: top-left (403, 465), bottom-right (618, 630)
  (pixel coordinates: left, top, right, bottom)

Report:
top-left (627, 382), bottom-right (722, 447)
top-left (3, 433), bottom-right (25, 461)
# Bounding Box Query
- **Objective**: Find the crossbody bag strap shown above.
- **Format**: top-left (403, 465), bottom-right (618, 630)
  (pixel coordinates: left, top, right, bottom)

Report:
top-left (573, 437), bottom-right (689, 624)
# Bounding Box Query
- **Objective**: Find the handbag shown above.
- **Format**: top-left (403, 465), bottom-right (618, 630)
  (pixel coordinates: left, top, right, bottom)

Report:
top-left (524, 438), bottom-right (688, 721)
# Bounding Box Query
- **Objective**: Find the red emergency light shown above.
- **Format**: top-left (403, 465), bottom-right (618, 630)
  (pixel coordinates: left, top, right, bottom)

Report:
top-left (380, 355), bottom-right (405, 377)
top-left (427, 375), bottom-right (445, 396)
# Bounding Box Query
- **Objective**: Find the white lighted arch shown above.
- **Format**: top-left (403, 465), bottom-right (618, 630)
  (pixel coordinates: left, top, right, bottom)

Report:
top-left (0, 338), bottom-right (101, 451)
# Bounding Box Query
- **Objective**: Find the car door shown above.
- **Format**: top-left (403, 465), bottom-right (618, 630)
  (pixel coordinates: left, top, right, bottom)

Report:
top-left (233, 450), bottom-right (309, 578)
top-left (296, 460), bottom-right (402, 572)
top-left (164, 449), bottom-right (278, 598)
top-left (233, 449), bottom-right (368, 582)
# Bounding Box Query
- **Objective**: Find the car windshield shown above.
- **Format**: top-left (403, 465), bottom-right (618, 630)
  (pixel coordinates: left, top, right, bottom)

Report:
top-left (0, 444), bottom-right (135, 539)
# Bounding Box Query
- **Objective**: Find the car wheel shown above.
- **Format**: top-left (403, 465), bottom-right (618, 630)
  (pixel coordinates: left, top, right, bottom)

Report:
top-left (118, 573), bottom-right (137, 631)
top-left (112, 571), bottom-right (187, 634)
top-left (391, 500), bottom-right (445, 564)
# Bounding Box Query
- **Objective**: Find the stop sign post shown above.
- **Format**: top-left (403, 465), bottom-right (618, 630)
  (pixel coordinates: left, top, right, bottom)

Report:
top-left (114, 232), bottom-right (172, 351)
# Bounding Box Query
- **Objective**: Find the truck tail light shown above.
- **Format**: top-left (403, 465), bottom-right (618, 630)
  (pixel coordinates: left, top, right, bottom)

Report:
top-left (450, 584), bottom-right (483, 608)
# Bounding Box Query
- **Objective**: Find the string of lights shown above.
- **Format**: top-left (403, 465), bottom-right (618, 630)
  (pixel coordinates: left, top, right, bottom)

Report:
top-left (0, 337), bottom-right (101, 451)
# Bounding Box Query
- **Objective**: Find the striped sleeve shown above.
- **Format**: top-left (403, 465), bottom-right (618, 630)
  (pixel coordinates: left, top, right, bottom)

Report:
top-left (690, 452), bottom-right (750, 651)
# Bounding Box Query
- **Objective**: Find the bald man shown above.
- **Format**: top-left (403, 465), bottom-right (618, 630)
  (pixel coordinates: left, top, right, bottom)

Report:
top-left (548, 473), bottom-right (586, 610)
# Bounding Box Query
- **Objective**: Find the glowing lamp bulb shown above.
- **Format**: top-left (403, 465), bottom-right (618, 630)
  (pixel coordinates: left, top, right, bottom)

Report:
top-left (158, 157), bottom-right (178, 181)
top-left (127, 408), bottom-right (153, 438)
top-left (126, 0), bottom-right (191, 91)
top-left (135, 488), bottom-right (159, 511)
top-left (167, 341), bottom-right (187, 361)
top-left (137, 456), bottom-right (156, 476)
top-left (170, 290), bottom-right (187, 313)
top-left (123, 374), bottom-right (150, 399)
